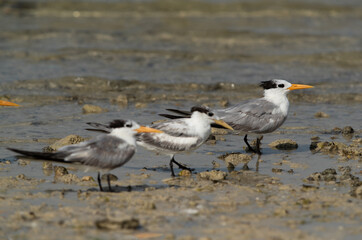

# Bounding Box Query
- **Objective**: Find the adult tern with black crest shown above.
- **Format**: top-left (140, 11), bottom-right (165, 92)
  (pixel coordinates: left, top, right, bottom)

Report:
top-left (137, 106), bottom-right (233, 176)
top-left (8, 119), bottom-right (163, 192)
top-left (162, 79), bottom-right (313, 154)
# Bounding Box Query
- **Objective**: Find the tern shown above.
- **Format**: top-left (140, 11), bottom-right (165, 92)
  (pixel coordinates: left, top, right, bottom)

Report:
top-left (161, 79), bottom-right (313, 154)
top-left (8, 119), bottom-right (163, 192)
top-left (87, 106), bottom-right (233, 177)
top-left (0, 100), bottom-right (19, 106)
top-left (137, 106), bottom-right (233, 176)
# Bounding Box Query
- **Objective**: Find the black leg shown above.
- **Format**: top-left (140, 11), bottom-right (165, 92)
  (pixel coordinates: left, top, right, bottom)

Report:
top-left (169, 156), bottom-right (195, 177)
top-left (255, 136), bottom-right (263, 155)
top-left (244, 134), bottom-right (257, 153)
top-left (97, 172), bottom-right (104, 192)
top-left (171, 158), bottom-right (194, 171)
top-left (169, 156), bottom-right (176, 177)
top-left (107, 174), bottom-right (113, 192)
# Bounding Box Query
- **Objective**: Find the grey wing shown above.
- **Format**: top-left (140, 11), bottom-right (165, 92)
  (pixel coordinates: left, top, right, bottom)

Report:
top-left (216, 99), bottom-right (286, 133)
top-left (150, 119), bottom-right (196, 137)
top-left (59, 135), bottom-right (136, 170)
top-left (137, 120), bottom-right (202, 152)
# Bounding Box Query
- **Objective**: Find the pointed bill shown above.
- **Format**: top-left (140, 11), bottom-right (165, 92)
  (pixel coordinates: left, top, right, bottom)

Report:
top-left (288, 84), bottom-right (314, 91)
top-left (135, 126), bottom-right (163, 133)
top-left (0, 100), bottom-right (19, 106)
top-left (213, 119), bottom-right (234, 130)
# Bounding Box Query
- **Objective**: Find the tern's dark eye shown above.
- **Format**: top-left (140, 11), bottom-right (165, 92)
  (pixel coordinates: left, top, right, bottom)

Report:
top-left (278, 84), bottom-right (285, 88)
top-left (125, 123), bottom-right (132, 128)
top-left (208, 112), bottom-right (214, 117)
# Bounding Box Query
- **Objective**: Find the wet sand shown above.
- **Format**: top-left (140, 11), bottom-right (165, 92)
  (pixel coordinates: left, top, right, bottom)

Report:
top-left (0, 0), bottom-right (361, 239)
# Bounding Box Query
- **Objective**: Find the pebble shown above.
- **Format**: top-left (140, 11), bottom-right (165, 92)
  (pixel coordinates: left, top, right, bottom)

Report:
top-left (43, 135), bottom-right (86, 152)
top-left (17, 159), bottom-right (29, 166)
top-left (54, 166), bottom-right (69, 177)
top-left (314, 112), bottom-right (330, 118)
top-left (342, 126), bottom-right (354, 134)
top-left (113, 94), bottom-right (128, 106)
top-left (198, 170), bottom-right (227, 181)
top-left (95, 218), bottom-right (140, 230)
top-left (179, 169), bottom-right (192, 177)
top-left (269, 139), bottom-right (298, 150)
top-left (82, 104), bottom-right (108, 114)
top-left (218, 153), bottom-right (252, 167)
top-left (42, 162), bottom-right (53, 170)
top-left (211, 128), bottom-right (229, 135)
top-left (81, 176), bottom-right (94, 182)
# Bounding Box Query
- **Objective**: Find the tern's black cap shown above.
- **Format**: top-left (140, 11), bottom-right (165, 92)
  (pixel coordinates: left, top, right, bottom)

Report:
top-left (190, 105), bottom-right (210, 114)
top-left (260, 80), bottom-right (277, 90)
top-left (108, 119), bottom-right (127, 128)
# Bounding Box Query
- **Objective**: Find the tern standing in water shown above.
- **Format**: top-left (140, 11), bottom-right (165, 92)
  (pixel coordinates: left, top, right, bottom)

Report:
top-left (136, 106), bottom-right (233, 176)
top-left (8, 120), bottom-right (162, 192)
top-left (163, 79), bottom-right (313, 154)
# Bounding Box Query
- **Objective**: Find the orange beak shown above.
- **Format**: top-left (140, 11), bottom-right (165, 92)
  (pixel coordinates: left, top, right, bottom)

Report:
top-left (288, 84), bottom-right (314, 91)
top-left (0, 100), bottom-right (20, 106)
top-left (134, 126), bottom-right (163, 133)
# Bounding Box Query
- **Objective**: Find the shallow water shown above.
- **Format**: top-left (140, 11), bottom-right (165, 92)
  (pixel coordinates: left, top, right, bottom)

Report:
top-left (0, 0), bottom-right (361, 239)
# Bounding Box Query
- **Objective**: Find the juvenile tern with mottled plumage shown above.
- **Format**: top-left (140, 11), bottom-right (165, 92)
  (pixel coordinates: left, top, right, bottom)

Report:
top-left (162, 79), bottom-right (313, 154)
top-left (8, 119), bottom-right (162, 192)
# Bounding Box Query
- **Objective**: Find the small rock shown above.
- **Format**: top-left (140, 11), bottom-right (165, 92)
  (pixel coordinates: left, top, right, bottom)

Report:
top-left (218, 153), bottom-right (252, 167)
top-left (338, 166), bottom-right (351, 174)
top-left (113, 94), bottom-right (128, 106)
top-left (211, 128), bottom-right (229, 135)
top-left (309, 141), bottom-right (319, 151)
top-left (211, 160), bottom-right (220, 169)
top-left (81, 176), bottom-right (94, 182)
top-left (314, 112), bottom-right (330, 118)
top-left (42, 162), bottom-right (53, 170)
top-left (306, 172), bottom-right (322, 181)
top-left (56, 173), bottom-right (80, 184)
top-left (44, 135), bottom-right (86, 152)
top-left (272, 168), bottom-right (283, 173)
top-left (323, 174), bottom-right (336, 182)
top-left (269, 139), bottom-right (298, 150)
top-left (321, 168), bottom-right (337, 175)
top-left (332, 127), bottom-right (342, 134)
top-left (198, 170), bottom-right (227, 181)
top-left (95, 218), bottom-right (140, 230)
top-left (16, 174), bottom-right (28, 180)
top-left (227, 162), bottom-right (235, 172)
top-left (342, 126), bottom-right (354, 134)
top-left (353, 185), bottom-right (362, 199)
top-left (135, 102), bottom-right (147, 108)
top-left (274, 208), bottom-right (289, 216)
top-left (82, 104), bottom-right (108, 114)
top-left (18, 159), bottom-right (30, 166)
top-left (310, 136), bottom-right (320, 141)
top-left (179, 169), bottom-right (192, 177)
top-left (219, 99), bottom-right (229, 107)
top-left (101, 173), bottom-right (118, 181)
top-left (54, 166), bottom-right (69, 177)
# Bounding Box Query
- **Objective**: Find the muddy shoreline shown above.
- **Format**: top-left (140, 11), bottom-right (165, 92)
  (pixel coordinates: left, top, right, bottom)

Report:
top-left (1, 0), bottom-right (361, 239)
